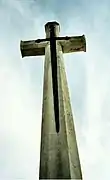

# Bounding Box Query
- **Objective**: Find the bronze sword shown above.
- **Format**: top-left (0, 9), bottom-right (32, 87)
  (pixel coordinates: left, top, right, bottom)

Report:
top-left (49, 24), bottom-right (60, 133)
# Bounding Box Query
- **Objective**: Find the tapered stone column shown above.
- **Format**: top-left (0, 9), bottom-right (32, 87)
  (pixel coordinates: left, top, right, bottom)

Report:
top-left (39, 22), bottom-right (82, 179)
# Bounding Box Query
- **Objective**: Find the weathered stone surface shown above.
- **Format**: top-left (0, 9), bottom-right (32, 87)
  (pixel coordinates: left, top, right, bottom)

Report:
top-left (20, 35), bottom-right (86, 58)
top-left (39, 22), bottom-right (83, 179)
top-left (20, 21), bottom-right (86, 179)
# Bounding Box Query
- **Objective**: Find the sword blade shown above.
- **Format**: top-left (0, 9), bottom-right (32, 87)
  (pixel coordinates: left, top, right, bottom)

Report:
top-left (50, 25), bottom-right (60, 133)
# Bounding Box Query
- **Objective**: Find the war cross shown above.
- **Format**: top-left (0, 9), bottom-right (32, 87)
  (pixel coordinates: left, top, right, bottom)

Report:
top-left (20, 21), bottom-right (86, 179)
top-left (20, 21), bottom-right (86, 133)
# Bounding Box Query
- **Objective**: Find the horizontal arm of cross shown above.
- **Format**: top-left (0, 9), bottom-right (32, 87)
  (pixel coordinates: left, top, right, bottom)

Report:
top-left (20, 35), bottom-right (86, 58)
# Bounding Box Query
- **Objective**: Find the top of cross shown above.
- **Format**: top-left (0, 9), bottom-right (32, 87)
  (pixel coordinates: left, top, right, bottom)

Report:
top-left (20, 21), bottom-right (86, 133)
top-left (45, 21), bottom-right (60, 38)
top-left (20, 21), bottom-right (86, 58)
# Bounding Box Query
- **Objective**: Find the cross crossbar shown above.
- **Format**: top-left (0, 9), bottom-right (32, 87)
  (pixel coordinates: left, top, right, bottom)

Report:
top-left (20, 35), bottom-right (86, 58)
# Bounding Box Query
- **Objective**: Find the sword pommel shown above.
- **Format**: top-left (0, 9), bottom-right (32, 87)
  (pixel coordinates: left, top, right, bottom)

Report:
top-left (45, 21), bottom-right (60, 38)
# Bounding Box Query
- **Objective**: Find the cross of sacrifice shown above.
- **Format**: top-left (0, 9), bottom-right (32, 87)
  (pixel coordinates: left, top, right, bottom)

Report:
top-left (20, 21), bottom-right (86, 133)
top-left (20, 21), bottom-right (86, 179)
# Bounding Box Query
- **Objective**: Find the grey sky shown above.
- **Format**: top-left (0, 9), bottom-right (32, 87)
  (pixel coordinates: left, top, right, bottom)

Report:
top-left (0, 0), bottom-right (110, 179)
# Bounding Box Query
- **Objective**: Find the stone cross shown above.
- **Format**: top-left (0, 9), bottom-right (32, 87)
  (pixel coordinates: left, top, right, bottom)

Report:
top-left (20, 21), bottom-right (86, 179)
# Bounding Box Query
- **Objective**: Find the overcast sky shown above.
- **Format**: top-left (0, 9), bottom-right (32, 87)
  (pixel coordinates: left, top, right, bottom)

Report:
top-left (0, 0), bottom-right (110, 179)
